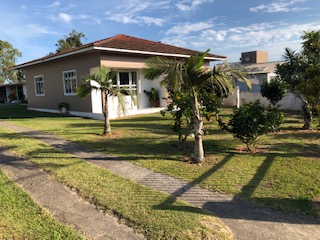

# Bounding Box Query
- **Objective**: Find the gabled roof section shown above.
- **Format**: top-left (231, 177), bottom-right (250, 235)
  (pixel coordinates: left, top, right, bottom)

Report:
top-left (13, 34), bottom-right (226, 69)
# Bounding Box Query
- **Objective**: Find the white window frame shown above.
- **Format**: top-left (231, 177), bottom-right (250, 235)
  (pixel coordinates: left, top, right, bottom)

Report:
top-left (34, 75), bottom-right (45, 96)
top-left (63, 70), bottom-right (77, 95)
top-left (117, 71), bottom-right (137, 95)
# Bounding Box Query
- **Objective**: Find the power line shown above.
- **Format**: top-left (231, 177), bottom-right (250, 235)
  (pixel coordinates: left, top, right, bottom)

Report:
top-left (0, 29), bottom-right (39, 60)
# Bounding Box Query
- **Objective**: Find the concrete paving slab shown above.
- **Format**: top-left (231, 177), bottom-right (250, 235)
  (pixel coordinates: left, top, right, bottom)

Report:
top-left (0, 147), bottom-right (145, 240)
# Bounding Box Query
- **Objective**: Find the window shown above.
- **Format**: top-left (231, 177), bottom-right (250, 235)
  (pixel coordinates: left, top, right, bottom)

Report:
top-left (63, 70), bottom-right (77, 95)
top-left (34, 75), bottom-right (44, 96)
top-left (117, 71), bottom-right (137, 95)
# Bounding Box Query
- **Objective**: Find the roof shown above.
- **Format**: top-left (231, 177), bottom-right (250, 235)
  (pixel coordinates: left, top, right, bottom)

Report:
top-left (13, 34), bottom-right (226, 69)
top-left (239, 61), bottom-right (284, 74)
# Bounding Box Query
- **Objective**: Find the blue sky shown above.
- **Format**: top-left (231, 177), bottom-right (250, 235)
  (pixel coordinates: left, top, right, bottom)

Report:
top-left (1, 0), bottom-right (319, 64)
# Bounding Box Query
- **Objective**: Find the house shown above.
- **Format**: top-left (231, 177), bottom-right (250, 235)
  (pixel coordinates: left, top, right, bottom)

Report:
top-left (224, 50), bottom-right (302, 110)
top-left (0, 82), bottom-right (27, 104)
top-left (13, 34), bottom-right (225, 119)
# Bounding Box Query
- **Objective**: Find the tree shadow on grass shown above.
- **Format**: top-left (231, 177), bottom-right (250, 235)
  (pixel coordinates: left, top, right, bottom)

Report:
top-left (154, 151), bottom-right (320, 224)
top-left (154, 154), bottom-right (234, 213)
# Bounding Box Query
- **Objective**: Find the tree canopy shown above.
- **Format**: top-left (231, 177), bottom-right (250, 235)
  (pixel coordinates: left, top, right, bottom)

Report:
top-left (0, 40), bottom-right (22, 84)
top-left (55, 29), bottom-right (86, 53)
top-left (276, 30), bottom-right (320, 129)
top-left (144, 50), bottom-right (250, 162)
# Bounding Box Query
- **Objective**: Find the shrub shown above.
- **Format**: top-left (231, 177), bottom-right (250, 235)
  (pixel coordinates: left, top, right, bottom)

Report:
top-left (221, 100), bottom-right (284, 151)
top-left (260, 79), bottom-right (286, 106)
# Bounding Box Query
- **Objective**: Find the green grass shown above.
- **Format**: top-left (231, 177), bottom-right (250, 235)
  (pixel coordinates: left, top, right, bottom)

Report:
top-left (0, 104), bottom-right (65, 119)
top-left (1, 104), bottom-right (320, 218)
top-left (0, 126), bottom-right (231, 240)
top-left (0, 169), bottom-right (84, 239)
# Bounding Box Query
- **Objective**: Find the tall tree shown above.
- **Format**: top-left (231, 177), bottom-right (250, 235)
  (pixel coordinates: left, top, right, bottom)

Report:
top-left (144, 50), bottom-right (250, 163)
top-left (55, 29), bottom-right (86, 53)
top-left (0, 40), bottom-right (22, 84)
top-left (77, 66), bottom-right (132, 135)
top-left (277, 30), bottom-right (320, 129)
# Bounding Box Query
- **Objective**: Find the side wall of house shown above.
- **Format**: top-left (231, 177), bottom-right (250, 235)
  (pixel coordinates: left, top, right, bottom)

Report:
top-left (25, 52), bottom-right (100, 112)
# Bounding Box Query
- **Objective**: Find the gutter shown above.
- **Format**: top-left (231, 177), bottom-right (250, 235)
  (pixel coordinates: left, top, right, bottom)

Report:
top-left (93, 47), bottom-right (226, 61)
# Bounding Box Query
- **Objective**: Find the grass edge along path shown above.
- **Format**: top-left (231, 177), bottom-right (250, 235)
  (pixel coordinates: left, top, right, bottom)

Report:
top-left (0, 126), bottom-right (233, 240)
top-left (0, 166), bottom-right (85, 240)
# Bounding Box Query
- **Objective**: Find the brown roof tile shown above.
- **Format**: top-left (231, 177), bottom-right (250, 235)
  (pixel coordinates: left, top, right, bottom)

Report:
top-left (92, 34), bottom-right (225, 58)
top-left (14, 34), bottom-right (226, 69)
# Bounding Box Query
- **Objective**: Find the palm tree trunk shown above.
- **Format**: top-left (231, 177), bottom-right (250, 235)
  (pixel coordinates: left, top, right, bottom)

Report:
top-left (192, 94), bottom-right (205, 163)
top-left (102, 91), bottom-right (111, 135)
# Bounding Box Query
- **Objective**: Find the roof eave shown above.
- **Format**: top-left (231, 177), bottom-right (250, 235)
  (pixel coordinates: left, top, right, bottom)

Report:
top-left (93, 47), bottom-right (225, 61)
top-left (13, 46), bottom-right (225, 69)
top-left (12, 46), bottom-right (95, 69)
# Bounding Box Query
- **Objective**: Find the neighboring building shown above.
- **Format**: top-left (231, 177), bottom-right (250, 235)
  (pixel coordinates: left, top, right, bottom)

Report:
top-left (13, 34), bottom-right (225, 119)
top-left (224, 50), bottom-right (302, 111)
top-left (0, 82), bottom-right (27, 104)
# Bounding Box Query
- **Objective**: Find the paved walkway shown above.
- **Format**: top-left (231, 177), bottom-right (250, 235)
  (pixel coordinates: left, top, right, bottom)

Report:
top-left (0, 147), bottom-right (145, 240)
top-left (0, 121), bottom-right (319, 240)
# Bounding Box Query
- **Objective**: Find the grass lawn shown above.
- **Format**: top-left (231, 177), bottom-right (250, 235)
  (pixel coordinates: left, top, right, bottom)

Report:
top-left (0, 169), bottom-right (85, 239)
top-left (0, 105), bottom-right (231, 240)
top-left (1, 104), bottom-right (320, 220)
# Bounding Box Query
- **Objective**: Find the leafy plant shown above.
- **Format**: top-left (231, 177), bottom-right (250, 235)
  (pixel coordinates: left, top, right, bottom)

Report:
top-left (143, 88), bottom-right (159, 101)
top-left (58, 102), bottom-right (69, 111)
top-left (144, 50), bottom-right (250, 162)
top-left (221, 100), bottom-right (284, 151)
top-left (277, 30), bottom-right (320, 129)
top-left (260, 79), bottom-right (286, 106)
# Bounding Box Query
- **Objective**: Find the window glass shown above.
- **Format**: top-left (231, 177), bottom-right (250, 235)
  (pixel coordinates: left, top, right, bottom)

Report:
top-left (63, 70), bottom-right (77, 95)
top-left (34, 75), bottom-right (44, 96)
top-left (131, 72), bottom-right (137, 85)
top-left (118, 71), bottom-right (137, 96)
top-left (119, 72), bottom-right (130, 85)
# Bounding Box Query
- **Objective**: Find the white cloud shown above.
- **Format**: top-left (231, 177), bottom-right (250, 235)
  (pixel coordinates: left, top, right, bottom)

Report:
top-left (58, 13), bottom-right (72, 24)
top-left (48, 13), bottom-right (73, 24)
top-left (26, 24), bottom-right (59, 36)
top-left (166, 22), bottom-right (214, 35)
top-left (105, 0), bottom-right (169, 26)
top-left (107, 14), bottom-right (165, 26)
top-left (20, 5), bottom-right (27, 10)
top-left (176, 0), bottom-right (214, 11)
top-left (46, 1), bottom-right (61, 9)
top-left (137, 16), bottom-right (166, 26)
top-left (161, 21), bottom-right (320, 61)
top-left (250, 0), bottom-right (308, 13)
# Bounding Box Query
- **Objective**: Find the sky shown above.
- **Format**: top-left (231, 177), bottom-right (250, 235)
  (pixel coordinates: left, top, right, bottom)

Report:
top-left (0, 0), bottom-right (319, 64)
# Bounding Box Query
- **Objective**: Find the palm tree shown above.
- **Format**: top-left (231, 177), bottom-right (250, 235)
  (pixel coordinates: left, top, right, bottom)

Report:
top-left (302, 30), bottom-right (320, 58)
top-left (77, 66), bottom-right (128, 135)
top-left (144, 50), bottom-right (250, 162)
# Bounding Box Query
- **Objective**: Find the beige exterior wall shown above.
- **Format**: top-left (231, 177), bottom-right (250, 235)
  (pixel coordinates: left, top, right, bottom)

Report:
top-left (241, 51), bottom-right (268, 64)
top-left (25, 52), bottom-right (100, 112)
top-left (100, 53), bottom-right (148, 69)
top-left (23, 50), bottom-right (215, 118)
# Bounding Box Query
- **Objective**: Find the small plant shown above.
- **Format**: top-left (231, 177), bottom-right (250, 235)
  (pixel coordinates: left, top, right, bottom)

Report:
top-left (58, 102), bottom-right (69, 112)
top-left (220, 100), bottom-right (284, 151)
top-left (143, 88), bottom-right (160, 107)
top-left (260, 79), bottom-right (286, 106)
top-left (143, 88), bottom-right (159, 101)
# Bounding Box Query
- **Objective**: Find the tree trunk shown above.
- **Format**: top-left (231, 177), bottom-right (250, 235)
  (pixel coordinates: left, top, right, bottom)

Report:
top-left (192, 94), bottom-right (205, 163)
top-left (102, 92), bottom-right (111, 135)
top-left (302, 101), bottom-right (312, 130)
